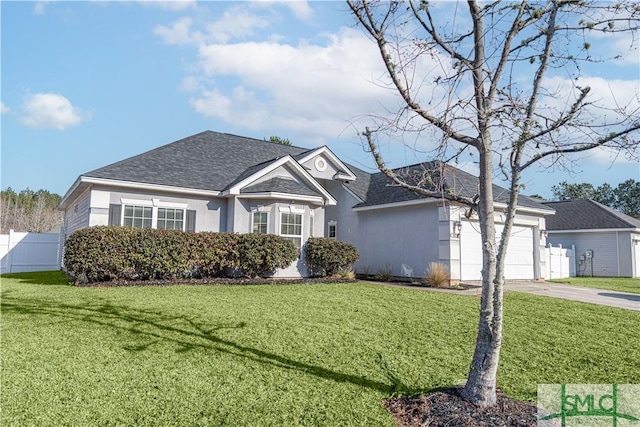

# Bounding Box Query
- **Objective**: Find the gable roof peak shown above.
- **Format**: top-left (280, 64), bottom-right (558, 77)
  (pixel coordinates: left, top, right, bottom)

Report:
top-left (79, 130), bottom-right (312, 193)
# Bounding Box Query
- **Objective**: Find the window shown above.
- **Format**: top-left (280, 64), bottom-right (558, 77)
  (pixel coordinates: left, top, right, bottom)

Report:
top-left (281, 212), bottom-right (302, 248)
top-left (123, 205), bottom-right (153, 229)
top-left (252, 212), bottom-right (268, 234)
top-left (328, 220), bottom-right (337, 239)
top-left (157, 208), bottom-right (184, 230)
top-left (119, 199), bottom-right (190, 230)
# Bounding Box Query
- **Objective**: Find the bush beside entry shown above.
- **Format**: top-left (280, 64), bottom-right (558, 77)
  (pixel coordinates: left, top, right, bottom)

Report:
top-left (63, 226), bottom-right (298, 283)
top-left (304, 237), bottom-right (359, 277)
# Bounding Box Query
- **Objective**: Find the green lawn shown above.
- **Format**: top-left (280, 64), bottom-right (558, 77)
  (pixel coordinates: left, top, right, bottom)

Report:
top-left (548, 277), bottom-right (640, 294)
top-left (2, 272), bottom-right (639, 426)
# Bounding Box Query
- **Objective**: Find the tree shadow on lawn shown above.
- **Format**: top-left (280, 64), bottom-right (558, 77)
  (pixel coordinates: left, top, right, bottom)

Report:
top-left (1, 271), bottom-right (73, 286)
top-left (1, 293), bottom-right (401, 395)
top-left (598, 292), bottom-right (640, 302)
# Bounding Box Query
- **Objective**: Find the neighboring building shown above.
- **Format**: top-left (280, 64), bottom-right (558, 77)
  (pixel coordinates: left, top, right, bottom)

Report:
top-left (544, 199), bottom-right (640, 278)
top-left (59, 131), bottom-right (554, 279)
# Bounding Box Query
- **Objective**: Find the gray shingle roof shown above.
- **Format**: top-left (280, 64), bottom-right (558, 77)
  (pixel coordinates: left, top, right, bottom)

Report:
top-left (543, 199), bottom-right (640, 230)
top-left (241, 177), bottom-right (322, 197)
top-left (351, 161), bottom-right (552, 211)
top-left (84, 131), bottom-right (308, 191)
top-left (81, 131), bottom-right (551, 212)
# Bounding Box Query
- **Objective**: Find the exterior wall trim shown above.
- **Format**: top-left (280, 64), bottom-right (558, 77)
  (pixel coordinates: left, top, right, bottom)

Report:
top-left (60, 176), bottom-right (221, 209)
top-left (237, 192), bottom-right (325, 205)
top-left (353, 198), bottom-right (442, 212)
top-left (549, 228), bottom-right (640, 234)
top-left (296, 146), bottom-right (357, 181)
top-left (354, 198), bottom-right (553, 215)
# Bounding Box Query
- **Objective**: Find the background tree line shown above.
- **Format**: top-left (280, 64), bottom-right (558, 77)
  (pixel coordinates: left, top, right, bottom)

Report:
top-left (549, 179), bottom-right (640, 218)
top-left (0, 188), bottom-right (63, 233)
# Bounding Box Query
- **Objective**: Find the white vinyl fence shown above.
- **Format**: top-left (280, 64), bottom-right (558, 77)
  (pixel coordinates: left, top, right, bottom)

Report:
top-left (0, 229), bottom-right (63, 274)
top-left (545, 243), bottom-right (576, 279)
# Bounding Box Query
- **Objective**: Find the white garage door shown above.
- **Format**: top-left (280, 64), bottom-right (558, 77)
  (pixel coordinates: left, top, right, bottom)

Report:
top-left (460, 221), bottom-right (535, 280)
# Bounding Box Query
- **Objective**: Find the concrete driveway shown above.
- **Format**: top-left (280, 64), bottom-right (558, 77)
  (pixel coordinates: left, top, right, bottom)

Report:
top-left (456, 280), bottom-right (640, 311)
top-left (369, 280), bottom-right (640, 311)
top-left (502, 281), bottom-right (640, 311)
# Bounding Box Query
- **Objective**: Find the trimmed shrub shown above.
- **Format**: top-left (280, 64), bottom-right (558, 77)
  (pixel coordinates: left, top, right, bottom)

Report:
top-left (64, 227), bottom-right (193, 283)
top-left (304, 237), bottom-right (359, 277)
top-left (63, 227), bottom-right (297, 283)
top-left (188, 232), bottom-right (239, 277)
top-left (237, 234), bottom-right (298, 278)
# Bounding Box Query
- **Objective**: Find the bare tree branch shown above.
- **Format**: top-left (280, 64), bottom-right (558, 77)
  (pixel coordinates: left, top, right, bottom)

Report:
top-left (347, 0), bottom-right (480, 148)
top-left (521, 124), bottom-right (640, 170)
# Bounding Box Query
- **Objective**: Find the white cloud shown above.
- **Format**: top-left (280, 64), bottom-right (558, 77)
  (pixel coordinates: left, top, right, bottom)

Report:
top-left (284, 1), bottom-right (313, 21)
top-left (187, 28), bottom-right (402, 138)
top-left (33, 1), bottom-right (49, 15)
top-left (155, 7), bottom-right (270, 45)
top-left (204, 7), bottom-right (270, 44)
top-left (154, 17), bottom-right (194, 45)
top-left (139, 0), bottom-right (196, 11)
top-left (250, 0), bottom-right (313, 21)
top-left (20, 93), bottom-right (89, 130)
top-left (0, 102), bottom-right (10, 114)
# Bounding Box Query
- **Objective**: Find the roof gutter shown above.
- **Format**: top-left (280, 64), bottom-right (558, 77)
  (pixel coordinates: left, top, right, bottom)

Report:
top-left (353, 198), bottom-right (554, 215)
top-left (548, 227), bottom-right (640, 234)
top-left (59, 176), bottom-right (222, 210)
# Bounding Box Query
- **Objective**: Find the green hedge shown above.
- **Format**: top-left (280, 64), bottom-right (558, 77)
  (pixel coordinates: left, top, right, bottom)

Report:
top-left (63, 227), bottom-right (298, 283)
top-left (238, 234), bottom-right (299, 278)
top-left (304, 237), bottom-right (359, 277)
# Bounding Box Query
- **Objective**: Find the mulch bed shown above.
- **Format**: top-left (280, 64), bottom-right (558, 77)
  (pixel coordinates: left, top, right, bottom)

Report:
top-left (77, 276), bottom-right (357, 288)
top-left (384, 387), bottom-right (539, 427)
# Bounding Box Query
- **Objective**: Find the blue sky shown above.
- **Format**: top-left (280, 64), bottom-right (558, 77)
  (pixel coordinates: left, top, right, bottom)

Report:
top-left (1, 0), bottom-right (639, 199)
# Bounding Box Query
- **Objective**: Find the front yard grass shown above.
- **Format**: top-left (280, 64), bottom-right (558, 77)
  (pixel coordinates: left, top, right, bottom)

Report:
top-left (2, 271), bottom-right (639, 426)
top-left (548, 276), bottom-right (640, 294)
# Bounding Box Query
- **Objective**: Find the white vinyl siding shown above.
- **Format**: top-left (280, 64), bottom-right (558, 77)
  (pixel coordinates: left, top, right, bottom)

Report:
top-left (548, 231), bottom-right (621, 277)
top-left (64, 192), bottom-right (90, 237)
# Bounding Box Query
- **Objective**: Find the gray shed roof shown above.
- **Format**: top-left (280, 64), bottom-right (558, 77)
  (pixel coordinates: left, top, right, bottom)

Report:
top-left (77, 131), bottom-right (551, 213)
top-left (543, 199), bottom-right (640, 230)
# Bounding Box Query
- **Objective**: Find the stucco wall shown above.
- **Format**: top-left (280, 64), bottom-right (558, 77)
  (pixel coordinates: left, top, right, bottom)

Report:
top-left (82, 186), bottom-right (226, 232)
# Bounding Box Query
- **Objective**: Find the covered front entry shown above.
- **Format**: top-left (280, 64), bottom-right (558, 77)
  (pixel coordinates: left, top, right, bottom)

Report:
top-left (460, 221), bottom-right (536, 280)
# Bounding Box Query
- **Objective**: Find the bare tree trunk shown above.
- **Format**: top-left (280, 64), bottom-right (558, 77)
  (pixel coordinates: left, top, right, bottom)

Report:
top-left (461, 142), bottom-right (502, 407)
top-left (348, 0), bottom-right (640, 409)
